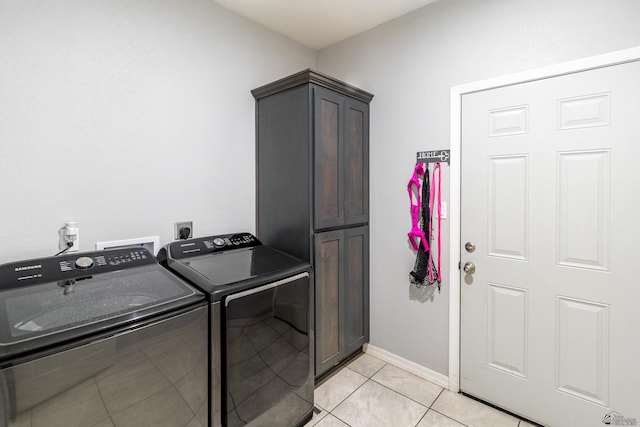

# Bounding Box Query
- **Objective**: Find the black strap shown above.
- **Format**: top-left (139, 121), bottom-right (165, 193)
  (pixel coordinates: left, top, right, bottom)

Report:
top-left (409, 164), bottom-right (431, 284)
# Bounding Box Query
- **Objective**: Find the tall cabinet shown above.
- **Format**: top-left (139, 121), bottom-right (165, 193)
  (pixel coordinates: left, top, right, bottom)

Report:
top-left (252, 70), bottom-right (373, 377)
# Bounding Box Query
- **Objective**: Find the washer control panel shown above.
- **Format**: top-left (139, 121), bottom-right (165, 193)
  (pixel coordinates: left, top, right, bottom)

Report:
top-left (0, 247), bottom-right (156, 289)
top-left (58, 249), bottom-right (151, 272)
top-left (168, 232), bottom-right (261, 260)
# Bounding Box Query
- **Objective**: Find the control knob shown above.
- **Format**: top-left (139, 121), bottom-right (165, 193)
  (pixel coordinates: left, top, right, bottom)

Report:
top-left (75, 256), bottom-right (94, 269)
top-left (213, 238), bottom-right (225, 248)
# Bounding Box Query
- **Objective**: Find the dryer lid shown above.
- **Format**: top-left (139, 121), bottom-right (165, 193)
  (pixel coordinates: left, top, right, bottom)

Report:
top-left (184, 246), bottom-right (305, 286)
top-left (166, 244), bottom-right (310, 302)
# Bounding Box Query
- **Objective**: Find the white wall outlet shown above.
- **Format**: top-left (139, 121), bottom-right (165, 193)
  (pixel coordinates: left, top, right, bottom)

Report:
top-left (438, 202), bottom-right (448, 220)
top-left (174, 221), bottom-right (193, 240)
top-left (58, 221), bottom-right (80, 252)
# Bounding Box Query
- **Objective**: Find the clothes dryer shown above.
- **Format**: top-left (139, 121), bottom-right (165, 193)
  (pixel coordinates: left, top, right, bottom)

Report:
top-left (158, 233), bottom-right (313, 427)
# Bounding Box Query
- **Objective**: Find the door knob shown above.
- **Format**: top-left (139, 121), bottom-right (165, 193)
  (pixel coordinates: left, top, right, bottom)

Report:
top-left (465, 242), bottom-right (475, 253)
top-left (463, 262), bottom-right (476, 274)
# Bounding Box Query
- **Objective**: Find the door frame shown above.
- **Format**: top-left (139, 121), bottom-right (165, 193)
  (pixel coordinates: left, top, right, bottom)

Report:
top-left (447, 46), bottom-right (640, 393)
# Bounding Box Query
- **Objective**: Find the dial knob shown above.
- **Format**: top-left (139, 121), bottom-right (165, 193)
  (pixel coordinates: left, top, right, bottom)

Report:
top-left (75, 256), bottom-right (94, 269)
top-left (213, 238), bottom-right (225, 247)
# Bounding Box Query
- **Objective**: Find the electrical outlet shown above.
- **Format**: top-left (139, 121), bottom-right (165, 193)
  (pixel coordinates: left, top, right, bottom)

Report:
top-left (58, 222), bottom-right (80, 252)
top-left (174, 221), bottom-right (193, 240)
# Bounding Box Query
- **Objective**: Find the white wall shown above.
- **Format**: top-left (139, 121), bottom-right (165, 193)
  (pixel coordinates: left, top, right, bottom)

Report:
top-left (318, 0), bottom-right (640, 375)
top-left (4, 0), bottom-right (640, 379)
top-left (0, 0), bottom-right (315, 262)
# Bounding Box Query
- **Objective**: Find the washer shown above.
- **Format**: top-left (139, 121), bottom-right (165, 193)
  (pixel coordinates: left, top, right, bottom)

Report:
top-left (0, 248), bottom-right (208, 427)
top-left (158, 232), bottom-right (313, 427)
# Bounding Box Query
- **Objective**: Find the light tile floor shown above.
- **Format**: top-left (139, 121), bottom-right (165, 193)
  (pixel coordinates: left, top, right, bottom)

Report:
top-left (306, 353), bottom-right (538, 427)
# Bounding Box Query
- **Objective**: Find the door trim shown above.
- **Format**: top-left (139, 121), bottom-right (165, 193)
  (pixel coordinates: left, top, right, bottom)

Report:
top-left (448, 46), bottom-right (640, 393)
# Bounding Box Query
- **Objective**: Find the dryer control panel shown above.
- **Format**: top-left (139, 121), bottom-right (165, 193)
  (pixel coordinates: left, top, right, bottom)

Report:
top-left (167, 232), bottom-right (261, 260)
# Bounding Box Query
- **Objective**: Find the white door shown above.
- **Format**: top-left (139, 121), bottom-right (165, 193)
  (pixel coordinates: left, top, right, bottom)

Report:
top-left (460, 60), bottom-right (640, 427)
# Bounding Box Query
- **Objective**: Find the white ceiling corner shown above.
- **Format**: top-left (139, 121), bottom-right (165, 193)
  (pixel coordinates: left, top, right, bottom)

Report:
top-left (211, 0), bottom-right (440, 49)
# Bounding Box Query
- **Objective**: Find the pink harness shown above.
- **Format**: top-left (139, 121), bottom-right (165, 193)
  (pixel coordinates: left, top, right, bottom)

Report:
top-left (407, 163), bottom-right (428, 251)
top-left (408, 161), bottom-right (442, 287)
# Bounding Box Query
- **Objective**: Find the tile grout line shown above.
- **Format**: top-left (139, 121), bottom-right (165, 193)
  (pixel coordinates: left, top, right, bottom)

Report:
top-left (327, 378), bottom-right (465, 427)
top-left (92, 376), bottom-right (117, 427)
top-left (431, 388), bottom-right (445, 408)
top-left (323, 363), bottom-right (386, 427)
top-left (366, 365), bottom-right (446, 413)
top-left (366, 360), bottom-right (387, 378)
top-left (334, 363), bottom-right (440, 427)
top-left (316, 367), bottom-right (370, 416)
top-left (368, 377), bottom-right (432, 411)
top-left (339, 363), bottom-right (474, 427)
top-left (427, 407), bottom-right (472, 427)
top-left (316, 355), bottom-right (527, 427)
top-left (322, 360), bottom-right (439, 427)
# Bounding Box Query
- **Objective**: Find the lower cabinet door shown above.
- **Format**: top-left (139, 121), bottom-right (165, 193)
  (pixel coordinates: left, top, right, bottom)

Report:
top-left (342, 226), bottom-right (369, 356)
top-left (314, 226), bottom-right (369, 377)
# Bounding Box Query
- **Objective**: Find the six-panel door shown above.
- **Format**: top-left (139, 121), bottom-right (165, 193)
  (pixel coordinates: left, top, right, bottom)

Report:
top-left (461, 60), bottom-right (640, 427)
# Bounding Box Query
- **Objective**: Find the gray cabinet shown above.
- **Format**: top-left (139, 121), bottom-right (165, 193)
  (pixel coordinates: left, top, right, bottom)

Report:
top-left (313, 87), bottom-right (369, 230)
top-left (314, 226), bottom-right (369, 374)
top-left (252, 70), bottom-right (372, 377)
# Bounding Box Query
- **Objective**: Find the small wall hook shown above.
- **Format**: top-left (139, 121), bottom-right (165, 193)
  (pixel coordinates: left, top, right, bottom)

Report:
top-left (416, 150), bottom-right (450, 165)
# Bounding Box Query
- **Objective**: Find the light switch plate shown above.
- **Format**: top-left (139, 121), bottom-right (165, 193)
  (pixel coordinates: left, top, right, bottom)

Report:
top-left (438, 202), bottom-right (448, 220)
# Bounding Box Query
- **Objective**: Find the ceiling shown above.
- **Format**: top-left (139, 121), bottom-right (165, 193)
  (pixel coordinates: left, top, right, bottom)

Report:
top-left (211, 0), bottom-right (440, 50)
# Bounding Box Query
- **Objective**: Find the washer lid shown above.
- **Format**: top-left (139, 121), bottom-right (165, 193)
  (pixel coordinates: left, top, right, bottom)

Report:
top-left (0, 250), bottom-right (204, 361)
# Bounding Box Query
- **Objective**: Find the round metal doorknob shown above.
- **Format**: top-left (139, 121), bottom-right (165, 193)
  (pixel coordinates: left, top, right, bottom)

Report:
top-left (463, 262), bottom-right (476, 274)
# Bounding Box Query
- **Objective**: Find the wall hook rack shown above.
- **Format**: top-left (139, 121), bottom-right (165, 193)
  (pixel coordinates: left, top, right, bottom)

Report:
top-left (416, 150), bottom-right (450, 165)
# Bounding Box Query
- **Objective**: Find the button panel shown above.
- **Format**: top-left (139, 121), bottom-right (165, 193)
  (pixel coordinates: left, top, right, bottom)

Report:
top-left (58, 250), bottom-right (149, 272)
top-left (0, 247), bottom-right (156, 290)
top-left (170, 233), bottom-right (261, 260)
top-left (106, 250), bottom-right (149, 267)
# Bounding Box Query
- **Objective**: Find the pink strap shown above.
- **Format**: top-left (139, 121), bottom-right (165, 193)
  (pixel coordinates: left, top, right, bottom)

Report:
top-left (407, 163), bottom-right (428, 251)
top-left (407, 162), bottom-right (424, 192)
top-left (428, 163), bottom-right (442, 283)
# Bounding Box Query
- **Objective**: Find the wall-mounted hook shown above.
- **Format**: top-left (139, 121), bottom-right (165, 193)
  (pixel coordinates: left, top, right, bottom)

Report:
top-left (416, 150), bottom-right (450, 165)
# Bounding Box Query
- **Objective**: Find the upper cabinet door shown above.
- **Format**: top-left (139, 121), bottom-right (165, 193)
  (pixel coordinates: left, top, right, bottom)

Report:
top-left (314, 87), bottom-right (369, 230)
top-left (314, 87), bottom-right (345, 230)
top-left (343, 97), bottom-right (369, 225)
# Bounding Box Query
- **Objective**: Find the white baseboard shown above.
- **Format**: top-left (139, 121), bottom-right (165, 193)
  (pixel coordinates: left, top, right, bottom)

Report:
top-left (363, 343), bottom-right (449, 389)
